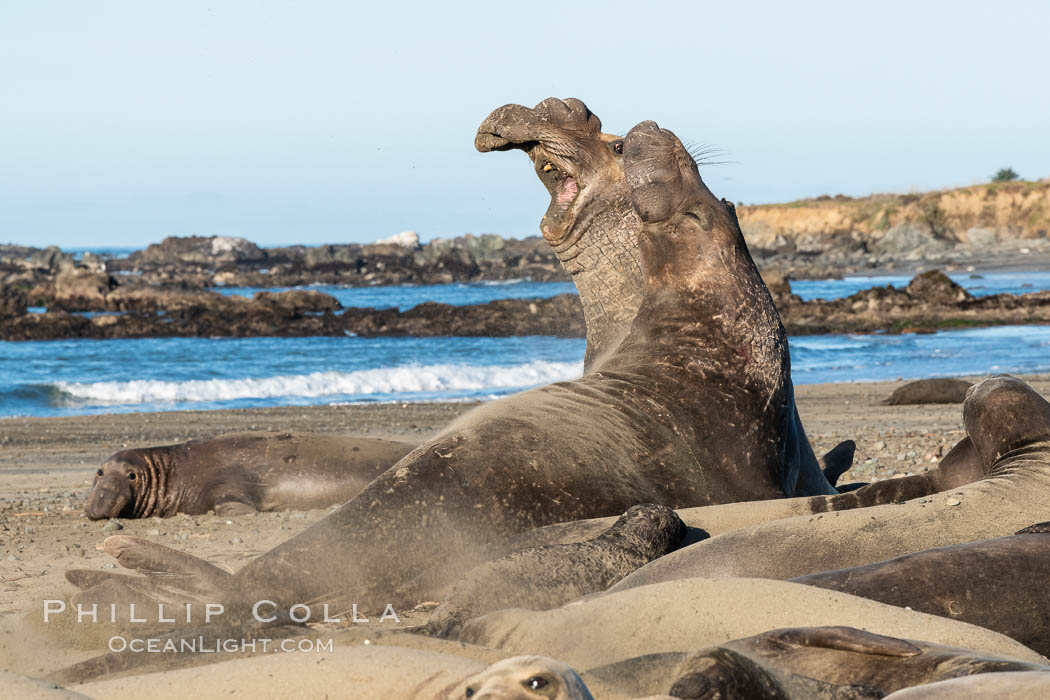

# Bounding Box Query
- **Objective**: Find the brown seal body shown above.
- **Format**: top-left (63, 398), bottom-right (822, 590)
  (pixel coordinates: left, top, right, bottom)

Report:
top-left (792, 522), bottom-right (1050, 657)
top-left (491, 436), bottom-right (983, 557)
top-left (422, 504), bottom-right (686, 638)
top-left (609, 374), bottom-right (1050, 592)
top-left (884, 378), bottom-right (973, 405)
top-left (64, 103), bottom-right (847, 628)
top-left (84, 432), bottom-right (414, 519)
top-left (669, 627), bottom-right (1050, 700)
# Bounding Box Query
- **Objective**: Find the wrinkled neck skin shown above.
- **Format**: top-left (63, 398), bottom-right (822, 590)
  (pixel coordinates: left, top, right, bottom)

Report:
top-left (554, 194), bottom-right (644, 371)
top-left (129, 448), bottom-right (176, 518)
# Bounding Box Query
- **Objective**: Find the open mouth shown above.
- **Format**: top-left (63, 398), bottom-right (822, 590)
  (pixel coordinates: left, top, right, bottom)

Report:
top-left (531, 152), bottom-right (583, 246)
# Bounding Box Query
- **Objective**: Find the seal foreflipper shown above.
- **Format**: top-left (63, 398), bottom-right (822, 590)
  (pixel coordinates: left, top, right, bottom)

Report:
top-left (767, 626), bottom-right (923, 657)
top-left (820, 440), bottom-right (857, 487)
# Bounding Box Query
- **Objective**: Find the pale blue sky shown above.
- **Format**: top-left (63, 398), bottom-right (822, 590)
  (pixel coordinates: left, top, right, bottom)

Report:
top-left (2, 1), bottom-right (1047, 248)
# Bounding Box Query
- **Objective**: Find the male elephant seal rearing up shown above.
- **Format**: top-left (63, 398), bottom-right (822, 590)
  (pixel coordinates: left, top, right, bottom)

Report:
top-left (66, 103), bottom-right (837, 631)
top-left (84, 432), bottom-right (414, 519)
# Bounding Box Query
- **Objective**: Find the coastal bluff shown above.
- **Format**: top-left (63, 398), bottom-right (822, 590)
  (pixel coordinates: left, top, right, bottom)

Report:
top-left (740, 179), bottom-right (1050, 275)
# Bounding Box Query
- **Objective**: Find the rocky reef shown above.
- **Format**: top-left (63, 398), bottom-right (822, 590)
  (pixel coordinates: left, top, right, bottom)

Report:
top-left (3, 178), bottom-right (1050, 343)
top-left (2, 262), bottom-right (1050, 341)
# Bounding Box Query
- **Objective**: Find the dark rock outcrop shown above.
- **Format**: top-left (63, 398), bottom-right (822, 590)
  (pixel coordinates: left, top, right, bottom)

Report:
top-left (0, 285), bottom-right (27, 318)
top-left (0, 293), bottom-right (585, 341)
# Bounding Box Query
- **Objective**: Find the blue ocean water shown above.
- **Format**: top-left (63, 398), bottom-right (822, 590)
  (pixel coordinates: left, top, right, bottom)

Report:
top-left (4, 272), bottom-right (1050, 418)
top-left (790, 270), bottom-right (1050, 300)
top-left (216, 280), bottom-right (578, 310)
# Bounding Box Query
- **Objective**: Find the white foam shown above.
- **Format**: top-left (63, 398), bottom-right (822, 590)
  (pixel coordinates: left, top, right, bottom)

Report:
top-left (53, 361), bottom-right (583, 406)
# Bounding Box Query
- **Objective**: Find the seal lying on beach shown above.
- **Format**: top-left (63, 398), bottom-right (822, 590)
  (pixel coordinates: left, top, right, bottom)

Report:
top-left (67, 108), bottom-right (840, 624)
top-left (448, 656), bottom-right (595, 700)
top-left (608, 374), bottom-right (1050, 592)
top-left (667, 627), bottom-right (1050, 700)
top-left (456, 577), bottom-right (1044, 671)
top-left (791, 521), bottom-right (1050, 657)
top-left (884, 378), bottom-right (973, 405)
top-left (84, 432), bottom-right (415, 519)
top-left (421, 504), bottom-right (686, 638)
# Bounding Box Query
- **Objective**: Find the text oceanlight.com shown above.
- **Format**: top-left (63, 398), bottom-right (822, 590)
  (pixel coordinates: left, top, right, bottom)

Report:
top-left (106, 636), bottom-right (335, 654)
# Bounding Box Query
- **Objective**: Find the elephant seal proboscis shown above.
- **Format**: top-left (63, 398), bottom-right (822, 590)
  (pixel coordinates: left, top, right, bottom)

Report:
top-left (608, 374), bottom-right (1050, 592)
top-left (791, 522), bottom-right (1050, 657)
top-left (448, 656), bottom-right (595, 700)
top-left (64, 103), bottom-right (846, 633)
top-left (84, 431), bottom-right (415, 519)
top-left (668, 627), bottom-right (1050, 700)
top-left (421, 504), bottom-right (686, 638)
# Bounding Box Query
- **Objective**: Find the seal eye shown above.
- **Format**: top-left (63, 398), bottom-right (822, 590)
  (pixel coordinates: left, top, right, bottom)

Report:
top-left (96, 469), bottom-right (103, 477)
top-left (525, 676), bottom-right (550, 691)
top-left (464, 687), bottom-right (474, 698)
top-left (127, 472), bottom-right (136, 480)
top-left (612, 140), bottom-right (624, 155)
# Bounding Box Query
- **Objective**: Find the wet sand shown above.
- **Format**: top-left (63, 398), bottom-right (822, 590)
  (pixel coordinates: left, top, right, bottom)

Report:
top-left (2, 374), bottom-right (1049, 695)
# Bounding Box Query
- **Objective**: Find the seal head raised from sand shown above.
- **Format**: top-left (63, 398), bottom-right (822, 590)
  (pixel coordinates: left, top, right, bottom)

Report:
top-left (450, 656), bottom-right (594, 700)
top-left (84, 432), bottom-right (413, 519)
top-left (477, 98), bottom-right (643, 370)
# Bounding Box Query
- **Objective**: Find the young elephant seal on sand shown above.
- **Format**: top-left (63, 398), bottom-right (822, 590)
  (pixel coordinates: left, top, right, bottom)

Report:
top-left (448, 656), bottom-right (595, 700)
top-left (84, 432), bottom-right (414, 518)
top-left (422, 504), bottom-right (686, 638)
top-left (66, 102), bottom-right (840, 628)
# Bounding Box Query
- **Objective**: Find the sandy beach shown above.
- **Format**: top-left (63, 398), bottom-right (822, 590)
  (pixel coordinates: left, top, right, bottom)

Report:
top-left (3, 374), bottom-right (1050, 695)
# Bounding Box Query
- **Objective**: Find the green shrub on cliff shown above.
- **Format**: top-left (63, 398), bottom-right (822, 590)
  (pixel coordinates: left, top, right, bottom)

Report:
top-left (992, 167), bottom-right (1020, 182)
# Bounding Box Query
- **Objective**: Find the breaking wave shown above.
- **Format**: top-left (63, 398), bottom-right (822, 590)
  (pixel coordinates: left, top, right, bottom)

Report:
top-left (51, 360), bottom-right (583, 407)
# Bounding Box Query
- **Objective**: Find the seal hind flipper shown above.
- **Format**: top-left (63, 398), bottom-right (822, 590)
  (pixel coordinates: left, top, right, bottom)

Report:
top-left (1016, 522), bottom-right (1050, 534)
top-left (99, 535), bottom-right (231, 597)
top-left (820, 440), bottom-right (857, 487)
top-left (64, 569), bottom-right (144, 590)
top-left (767, 627), bottom-right (923, 657)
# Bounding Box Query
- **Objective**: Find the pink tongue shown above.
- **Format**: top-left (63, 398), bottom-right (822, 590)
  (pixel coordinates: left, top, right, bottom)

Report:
top-left (555, 177), bottom-right (578, 205)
